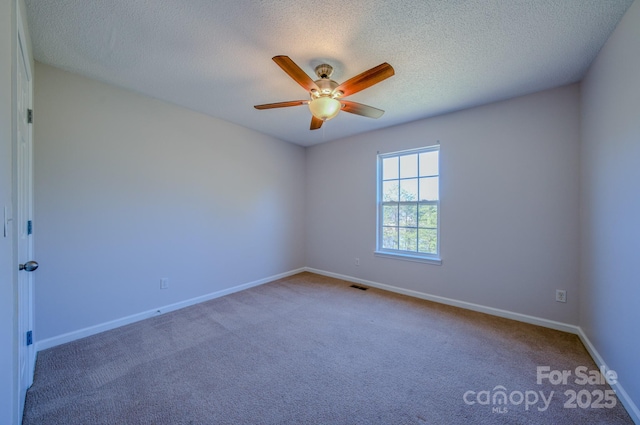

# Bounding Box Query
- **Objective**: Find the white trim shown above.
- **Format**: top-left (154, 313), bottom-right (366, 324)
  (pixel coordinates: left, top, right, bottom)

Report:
top-left (374, 251), bottom-right (442, 265)
top-left (377, 146), bottom-right (441, 260)
top-left (305, 267), bottom-right (579, 334)
top-left (15, 5), bottom-right (35, 424)
top-left (36, 268), bottom-right (305, 351)
top-left (576, 327), bottom-right (640, 424)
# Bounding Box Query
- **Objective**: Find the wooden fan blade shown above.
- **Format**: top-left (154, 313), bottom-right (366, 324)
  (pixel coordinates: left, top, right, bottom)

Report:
top-left (341, 100), bottom-right (385, 119)
top-left (273, 56), bottom-right (319, 92)
top-left (254, 100), bottom-right (308, 110)
top-left (310, 116), bottom-right (323, 130)
top-left (335, 63), bottom-right (394, 97)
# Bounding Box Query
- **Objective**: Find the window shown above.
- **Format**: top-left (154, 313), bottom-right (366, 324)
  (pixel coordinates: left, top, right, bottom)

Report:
top-left (376, 145), bottom-right (440, 264)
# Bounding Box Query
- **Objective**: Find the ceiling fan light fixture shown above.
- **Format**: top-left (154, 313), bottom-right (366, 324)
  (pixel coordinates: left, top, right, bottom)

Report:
top-left (308, 96), bottom-right (341, 121)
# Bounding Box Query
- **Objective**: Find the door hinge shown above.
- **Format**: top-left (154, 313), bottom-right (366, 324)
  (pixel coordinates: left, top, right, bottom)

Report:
top-left (27, 220), bottom-right (32, 235)
top-left (26, 331), bottom-right (32, 346)
top-left (27, 109), bottom-right (33, 124)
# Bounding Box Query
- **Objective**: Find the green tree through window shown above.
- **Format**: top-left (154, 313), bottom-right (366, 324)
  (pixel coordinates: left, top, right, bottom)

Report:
top-left (377, 146), bottom-right (440, 261)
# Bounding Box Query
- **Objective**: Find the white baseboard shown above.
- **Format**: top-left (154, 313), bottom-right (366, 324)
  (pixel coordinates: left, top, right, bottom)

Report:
top-left (305, 267), bottom-right (639, 424)
top-left (576, 327), bottom-right (640, 424)
top-left (35, 266), bottom-right (639, 424)
top-left (305, 267), bottom-right (579, 334)
top-left (36, 268), bottom-right (305, 352)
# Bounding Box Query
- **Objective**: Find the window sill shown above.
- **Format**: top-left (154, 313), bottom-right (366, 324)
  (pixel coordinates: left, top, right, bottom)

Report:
top-left (374, 251), bottom-right (442, 265)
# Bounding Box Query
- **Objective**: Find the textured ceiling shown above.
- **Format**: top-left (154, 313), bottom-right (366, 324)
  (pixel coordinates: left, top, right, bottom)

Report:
top-left (25, 0), bottom-right (634, 147)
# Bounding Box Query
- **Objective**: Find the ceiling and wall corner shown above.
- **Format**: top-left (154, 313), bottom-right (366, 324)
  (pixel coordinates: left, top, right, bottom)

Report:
top-left (23, 0), bottom-right (634, 147)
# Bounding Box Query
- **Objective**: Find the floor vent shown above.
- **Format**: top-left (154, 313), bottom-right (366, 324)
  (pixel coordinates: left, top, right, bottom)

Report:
top-left (350, 284), bottom-right (368, 291)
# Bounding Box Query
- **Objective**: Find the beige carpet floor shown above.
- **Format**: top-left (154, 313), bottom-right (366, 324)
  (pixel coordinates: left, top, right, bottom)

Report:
top-left (23, 272), bottom-right (633, 424)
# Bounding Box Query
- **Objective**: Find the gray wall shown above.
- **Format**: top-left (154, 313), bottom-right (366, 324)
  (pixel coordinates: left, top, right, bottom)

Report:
top-left (306, 84), bottom-right (581, 324)
top-left (580, 0), bottom-right (640, 412)
top-left (34, 63), bottom-right (306, 341)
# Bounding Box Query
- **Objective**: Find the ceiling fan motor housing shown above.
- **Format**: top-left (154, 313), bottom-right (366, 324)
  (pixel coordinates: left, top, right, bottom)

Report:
top-left (312, 78), bottom-right (339, 98)
top-left (314, 63), bottom-right (334, 79)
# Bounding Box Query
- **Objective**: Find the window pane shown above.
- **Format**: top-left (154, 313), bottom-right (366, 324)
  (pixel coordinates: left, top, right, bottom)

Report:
top-left (382, 157), bottom-right (399, 180)
top-left (382, 227), bottom-right (398, 249)
top-left (377, 146), bottom-right (439, 260)
top-left (400, 154), bottom-right (418, 178)
top-left (418, 204), bottom-right (438, 228)
top-left (419, 177), bottom-right (439, 201)
top-left (399, 204), bottom-right (417, 227)
top-left (399, 228), bottom-right (418, 251)
top-left (419, 151), bottom-right (439, 176)
top-left (418, 229), bottom-right (437, 254)
top-left (400, 178), bottom-right (418, 201)
top-left (383, 181), bottom-right (399, 202)
top-left (383, 205), bottom-right (398, 226)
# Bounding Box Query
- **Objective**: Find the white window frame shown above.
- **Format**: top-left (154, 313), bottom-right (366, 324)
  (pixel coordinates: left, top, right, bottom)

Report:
top-left (375, 145), bottom-right (442, 265)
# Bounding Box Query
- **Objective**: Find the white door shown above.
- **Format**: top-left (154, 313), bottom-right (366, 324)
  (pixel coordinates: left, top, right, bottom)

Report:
top-left (16, 15), bottom-right (36, 415)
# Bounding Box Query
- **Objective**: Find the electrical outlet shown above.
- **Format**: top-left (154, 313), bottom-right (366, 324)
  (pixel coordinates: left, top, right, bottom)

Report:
top-left (160, 278), bottom-right (169, 289)
top-left (355, 258), bottom-right (360, 266)
top-left (556, 289), bottom-right (567, 303)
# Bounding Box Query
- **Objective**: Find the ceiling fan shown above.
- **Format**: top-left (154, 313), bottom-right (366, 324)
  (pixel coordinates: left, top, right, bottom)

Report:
top-left (254, 56), bottom-right (395, 130)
